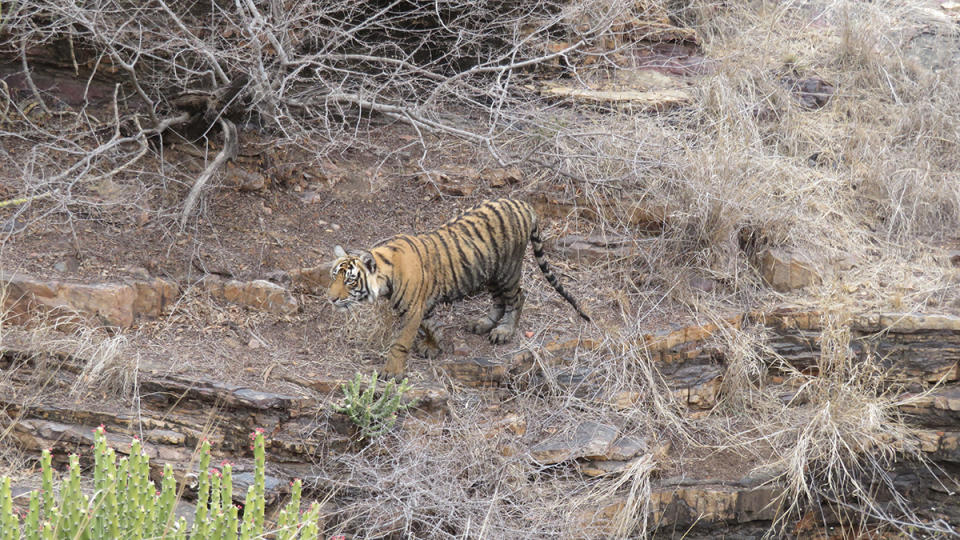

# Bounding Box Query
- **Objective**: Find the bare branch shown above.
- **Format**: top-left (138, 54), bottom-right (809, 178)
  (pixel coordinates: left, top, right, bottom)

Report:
top-left (19, 35), bottom-right (50, 115)
top-left (156, 0), bottom-right (230, 84)
top-left (179, 118), bottom-right (239, 229)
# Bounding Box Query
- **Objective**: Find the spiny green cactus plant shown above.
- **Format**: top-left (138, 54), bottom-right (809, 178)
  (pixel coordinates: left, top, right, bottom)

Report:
top-left (0, 426), bottom-right (321, 539)
top-left (332, 371), bottom-right (417, 441)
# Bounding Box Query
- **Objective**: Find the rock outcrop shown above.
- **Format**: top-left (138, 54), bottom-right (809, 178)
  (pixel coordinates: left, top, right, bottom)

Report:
top-left (1, 273), bottom-right (178, 328)
top-left (202, 276), bottom-right (299, 315)
top-left (3, 307), bottom-right (960, 535)
top-left (1, 272), bottom-right (306, 328)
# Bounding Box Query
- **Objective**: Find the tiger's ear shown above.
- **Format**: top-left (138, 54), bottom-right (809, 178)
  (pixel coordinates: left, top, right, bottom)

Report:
top-left (334, 245), bottom-right (347, 258)
top-left (360, 251), bottom-right (377, 274)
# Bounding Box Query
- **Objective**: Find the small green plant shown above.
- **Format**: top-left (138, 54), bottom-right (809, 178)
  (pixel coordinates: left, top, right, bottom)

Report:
top-left (332, 371), bottom-right (417, 440)
top-left (0, 426), bottom-right (322, 539)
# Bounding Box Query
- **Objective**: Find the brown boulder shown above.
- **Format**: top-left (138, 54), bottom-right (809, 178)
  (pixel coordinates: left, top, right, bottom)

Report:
top-left (282, 265), bottom-right (333, 293)
top-left (2, 273), bottom-right (179, 328)
top-left (132, 277), bottom-right (179, 317)
top-left (204, 276), bottom-right (299, 314)
top-left (755, 248), bottom-right (822, 291)
top-left (441, 357), bottom-right (508, 387)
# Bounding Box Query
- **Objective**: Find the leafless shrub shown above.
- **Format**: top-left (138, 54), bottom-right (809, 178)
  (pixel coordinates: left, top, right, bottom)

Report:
top-left (697, 301), bottom-right (951, 537)
top-left (0, 0), bottom-right (637, 232)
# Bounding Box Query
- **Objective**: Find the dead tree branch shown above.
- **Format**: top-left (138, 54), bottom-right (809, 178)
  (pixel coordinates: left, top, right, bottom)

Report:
top-left (179, 117), bottom-right (238, 229)
top-left (0, 0), bottom-right (634, 222)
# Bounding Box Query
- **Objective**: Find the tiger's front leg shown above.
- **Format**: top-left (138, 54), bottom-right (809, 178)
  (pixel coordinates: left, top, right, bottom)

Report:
top-left (383, 308), bottom-right (424, 378)
top-left (414, 316), bottom-right (443, 360)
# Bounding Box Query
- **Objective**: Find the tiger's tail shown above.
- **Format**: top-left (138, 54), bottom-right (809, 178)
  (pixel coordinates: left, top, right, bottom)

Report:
top-left (530, 221), bottom-right (591, 322)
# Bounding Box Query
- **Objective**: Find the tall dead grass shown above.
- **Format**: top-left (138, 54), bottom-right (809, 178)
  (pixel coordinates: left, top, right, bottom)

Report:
top-left (719, 306), bottom-right (944, 536)
top-left (0, 287), bottom-right (137, 400)
top-left (535, 0), bottom-right (959, 310)
top-left (505, 0), bottom-right (960, 536)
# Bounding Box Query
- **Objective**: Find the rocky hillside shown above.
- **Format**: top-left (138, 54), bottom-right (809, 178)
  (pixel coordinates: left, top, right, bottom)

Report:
top-left (2, 0), bottom-right (960, 537)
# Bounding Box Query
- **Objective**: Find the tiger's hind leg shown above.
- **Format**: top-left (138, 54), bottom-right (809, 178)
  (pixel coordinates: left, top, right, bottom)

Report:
top-left (468, 298), bottom-right (505, 336)
top-left (489, 288), bottom-right (525, 345)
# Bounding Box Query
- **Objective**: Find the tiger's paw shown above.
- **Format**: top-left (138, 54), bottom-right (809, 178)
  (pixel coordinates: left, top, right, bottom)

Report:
top-left (382, 356), bottom-right (407, 379)
top-left (413, 339), bottom-right (443, 360)
top-left (468, 317), bottom-right (497, 335)
top-left (488, 325), bottom-right (516, 344)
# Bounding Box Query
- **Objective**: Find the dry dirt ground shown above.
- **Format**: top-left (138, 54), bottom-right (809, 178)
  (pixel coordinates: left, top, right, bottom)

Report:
top-left (0, 125), bottom-right (638, 393)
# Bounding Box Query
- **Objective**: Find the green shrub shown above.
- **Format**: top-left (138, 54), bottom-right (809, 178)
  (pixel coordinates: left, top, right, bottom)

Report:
top-left (0, 426), bottom-right (321, 539)
top-left (332, 371), bottom-right (417, 441)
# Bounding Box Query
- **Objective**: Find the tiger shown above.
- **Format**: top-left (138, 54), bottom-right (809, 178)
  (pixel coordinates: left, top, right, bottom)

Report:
top-left (328, 198), bottom-right (591, 377)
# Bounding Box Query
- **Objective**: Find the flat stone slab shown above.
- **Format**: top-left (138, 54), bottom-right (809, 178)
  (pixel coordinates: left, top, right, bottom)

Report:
top-left (576, 478), bottom-right (781, 535)
top-left (580, 458), bottom-right (640, 477)
top-left (901, 385), bottom-right (960, 427)
top-left (605, 435), bottom-right (649, 461)
top-left (139, 375), bottom-right (313, 415)
top-left (231, 471), bottom-right (286, 505)
top-left (529, 421), bottom-right (619, 464)
top-left (551, 233), bottom-right (637, 264)
top-left (441, 357), bottom-right (507, 387)
top-left (203, 275), bottom-right (298, 315)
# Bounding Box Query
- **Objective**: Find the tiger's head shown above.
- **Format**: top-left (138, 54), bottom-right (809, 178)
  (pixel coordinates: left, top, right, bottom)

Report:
top-left (328, 245), bottom-right (386, 310)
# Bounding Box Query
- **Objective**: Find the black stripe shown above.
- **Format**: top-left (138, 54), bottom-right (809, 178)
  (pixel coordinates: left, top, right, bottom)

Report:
top-left (434, 231), bottom-right (461, 293)
top-left (517, 200), bottom-right (535, 238)
top-left (503, 199), bottom-right (529, 238)
top-left (449, 231), bottom-right (479, 292)
top-left (472, 214), bottom-right (501, 270)
top-left (486, 202), bottom-right (508, 237)
top-left (394, 278), bottom-right (408, 307)
top-left (462, 222), bottom-right (491, 276)
top-left (499, 201), bottom-right (523, 252)
top-left (420, 233), bottom-right (443, 288)
top-left (483, 206), bottom-right (507, 264)
top-left (532, 225), bottom-right (546, 259)
top-left (396, 236), bottom-right (424, 264)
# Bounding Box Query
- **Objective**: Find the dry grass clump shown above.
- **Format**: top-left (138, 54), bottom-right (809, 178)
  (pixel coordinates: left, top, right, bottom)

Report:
top-left (698, 302), bottom-right (952, 537)
top-left (530, 0), bottom-right (960, 315)
top-left (66, 327), bottom-right (135, 399)
top-left (0, 295), bottom-right (136, 400)
top-left (318, 386), bottom-right (666, 538)
top-left (322, 301), bottom-right (396, 367)
top-left (764, 310), bottom-right (925, 534)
